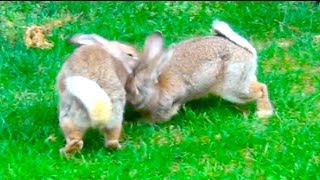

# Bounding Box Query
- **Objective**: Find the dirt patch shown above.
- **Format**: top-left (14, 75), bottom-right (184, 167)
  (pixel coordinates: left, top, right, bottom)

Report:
top-left (24, 13), bottom-right (82, 49)
top-left (276, 38), bottom-right (294, 48)
top-left (313, 35), bottom-right (320, 44)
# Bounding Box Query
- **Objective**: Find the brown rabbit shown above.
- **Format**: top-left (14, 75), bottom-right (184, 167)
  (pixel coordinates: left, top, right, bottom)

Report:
top-left (56, 33), bottom-right (139, 154)
top-left (125, 20), bottom-right (274, 123)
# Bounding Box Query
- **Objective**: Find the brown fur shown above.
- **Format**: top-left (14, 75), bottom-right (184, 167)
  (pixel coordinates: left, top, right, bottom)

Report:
top-left (57, 40), bottom-right (138, 154)
top-left (126, 23), bottom-right (273, 123)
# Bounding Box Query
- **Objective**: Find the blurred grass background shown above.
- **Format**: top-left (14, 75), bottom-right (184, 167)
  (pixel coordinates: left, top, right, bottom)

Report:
top-left (0, 1), bottom-right (319, 179)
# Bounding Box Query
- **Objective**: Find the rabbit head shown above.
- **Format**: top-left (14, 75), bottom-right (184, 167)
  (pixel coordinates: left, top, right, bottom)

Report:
top-left (125, 31), bottom-right (174, 109)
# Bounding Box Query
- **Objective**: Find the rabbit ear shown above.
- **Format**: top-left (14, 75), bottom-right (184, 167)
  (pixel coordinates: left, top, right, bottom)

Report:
top-left (153, 47), bottom-right (174, 78)
top-left (142, 31), bottom-right (164, 61)
top-left (69, 33), bottom-right (139, 74)
top-left (68, 34), bottom-right (100, 46)
top-left (133, 32), bottom-right (173, 81)
top-left (125, 33), bottom-right (173, 108)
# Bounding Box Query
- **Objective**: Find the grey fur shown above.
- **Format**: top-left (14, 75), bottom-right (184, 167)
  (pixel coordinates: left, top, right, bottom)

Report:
top-left (126, 20), bottom-right (273, 123)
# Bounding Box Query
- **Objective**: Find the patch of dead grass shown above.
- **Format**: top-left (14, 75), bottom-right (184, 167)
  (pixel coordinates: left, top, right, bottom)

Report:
top-left (151, 125), bottom-right (185, 146)
top-left (0, 12), bottom-right (25, 44)
top-left (24, 13), bottom-right (82, 49)
top-left (313, 35), bottom-right (320, 44)
top-left (258, 40), bottom-right (319, 95)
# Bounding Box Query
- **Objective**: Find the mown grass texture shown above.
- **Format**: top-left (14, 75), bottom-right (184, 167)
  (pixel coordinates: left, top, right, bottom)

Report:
top-left (0, 1), bottom-right (319, 179)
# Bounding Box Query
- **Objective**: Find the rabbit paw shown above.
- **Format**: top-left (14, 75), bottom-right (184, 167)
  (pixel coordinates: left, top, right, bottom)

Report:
top-left (256, 109), bottom-right (273, 119)
top-left (59, 139), bottom-right (83, 155)
top-left (105, 140), bottom-right (121, 150)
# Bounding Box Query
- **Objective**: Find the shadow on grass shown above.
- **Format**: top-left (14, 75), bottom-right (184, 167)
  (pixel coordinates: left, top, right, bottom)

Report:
top-left (124, 95), bottom-right (257, 124)
top-left (54, 94), bottom-right (259, 155)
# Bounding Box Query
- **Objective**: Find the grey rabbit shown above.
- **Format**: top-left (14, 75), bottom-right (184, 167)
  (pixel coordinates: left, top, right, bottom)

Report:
top-left (125, 19), bottom-right (274, 123)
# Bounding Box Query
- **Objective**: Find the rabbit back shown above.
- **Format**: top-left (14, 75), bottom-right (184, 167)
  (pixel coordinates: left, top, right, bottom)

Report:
top-left (57, 44), bottom-right (127, 128)
top-left (159, 35), bottom-right (257, 103)
top-left (58, 45), bottom-right (127, 98)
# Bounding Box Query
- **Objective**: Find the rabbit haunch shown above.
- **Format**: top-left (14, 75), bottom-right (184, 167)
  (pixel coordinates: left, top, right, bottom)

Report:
top-left (57, 35), bottom-right (139, 154)
top-left (125, 19), bottom-right (273, 123)
top-left (65, 76), bottom-right (112, 127)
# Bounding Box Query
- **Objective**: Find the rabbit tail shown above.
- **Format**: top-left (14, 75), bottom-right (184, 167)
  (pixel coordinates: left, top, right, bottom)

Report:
top-left (65, 76), bottom-right (112, 127)
top-left (212, 19), bottom-right (257, 57)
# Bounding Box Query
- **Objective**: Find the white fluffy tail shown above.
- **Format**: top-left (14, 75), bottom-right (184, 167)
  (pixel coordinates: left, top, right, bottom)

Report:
top-left (65, 76), bottom-right (112, 127)
top-left (212, 20), bottom-right (257, 57)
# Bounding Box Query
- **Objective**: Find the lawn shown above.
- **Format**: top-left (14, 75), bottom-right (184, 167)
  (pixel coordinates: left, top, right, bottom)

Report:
top-left (0, 1), bottom-right (319, 179)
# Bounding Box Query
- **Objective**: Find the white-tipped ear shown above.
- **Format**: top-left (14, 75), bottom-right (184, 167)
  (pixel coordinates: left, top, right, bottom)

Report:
top-left (69, 33), bottom-right (138, 74)
top-left (143, 31), bottom-right (164, 61)
top-left (69, 34), bottom-right (101, 46)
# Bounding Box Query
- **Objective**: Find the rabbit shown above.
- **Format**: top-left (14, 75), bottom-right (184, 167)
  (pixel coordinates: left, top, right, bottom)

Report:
top-left (56, 33), bottom-right (139, 154)
top-left (125, 19), bottom-right (274, 123)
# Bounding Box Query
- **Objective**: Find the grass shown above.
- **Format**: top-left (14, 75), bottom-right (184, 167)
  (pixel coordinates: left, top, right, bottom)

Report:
top-left (1, 1), bottom-right (319, 179)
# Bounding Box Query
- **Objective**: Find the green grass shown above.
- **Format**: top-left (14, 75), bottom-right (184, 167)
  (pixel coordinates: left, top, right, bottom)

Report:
top-left (1, 1), bottom-right (319, 179)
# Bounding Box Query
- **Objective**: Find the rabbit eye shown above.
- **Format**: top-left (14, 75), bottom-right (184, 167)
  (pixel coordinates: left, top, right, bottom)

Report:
top-left (127, 53), bottom-right (133, 57)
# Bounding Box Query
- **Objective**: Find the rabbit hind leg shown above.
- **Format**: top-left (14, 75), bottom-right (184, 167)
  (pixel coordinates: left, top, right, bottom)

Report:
top-left (218, 80), bottom-right (273, 118)
top-left (101, 99), bottom-right (125, 150)
top-left (59, 116), bottom-right (87, 155)
top-left (249, 81), bottom-right (273, 118)
top-left (102, 125), bottom-right (122, 150)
